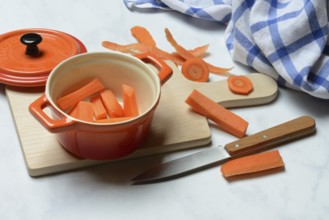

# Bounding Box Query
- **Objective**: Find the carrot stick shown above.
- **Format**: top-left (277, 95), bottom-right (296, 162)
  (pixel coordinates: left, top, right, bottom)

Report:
top-left (70, 101), bottom-right (94, 122)
top-left (69, 104), bottom-right (79, 118)
top-left (95, 117), bottom-right (133, 123)
top-left (122, 84), bottom-right (139, 117)
top-left (101, 41), bottom-right (150, 54)
top-left (90, 95), bottom-right (107, 120)
top-left (185, 89), bottom-right (248, 138)
top-left (100, 90), bottom-right (124, 118)
top-left (227, 75), bottom-right (254, 95)
top-left (131, 26), bottom-right (157, 47)
top-left (181, 57), bottom-right (209, 82)
top-left (220, 150), bottom-right (285, 178)
top-left (56, 78), bottom-right (105, 111)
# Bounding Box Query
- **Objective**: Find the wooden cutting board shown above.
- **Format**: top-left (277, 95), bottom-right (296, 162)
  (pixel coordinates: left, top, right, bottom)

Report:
top-left (5, 61), bottom-right (278, 177)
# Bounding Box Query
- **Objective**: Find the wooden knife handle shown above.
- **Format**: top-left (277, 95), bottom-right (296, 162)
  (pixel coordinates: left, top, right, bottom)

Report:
top-left (225, 116), bottom-right (316, 156)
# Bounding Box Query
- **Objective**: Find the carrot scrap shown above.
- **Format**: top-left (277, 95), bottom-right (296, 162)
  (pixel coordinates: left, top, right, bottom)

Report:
top-left (131, 26), bottom-right (157, 47)
top-left (90, 95), bottom-right (107, 120)
top-left (165, 28), bottom-right (233, 76)
top-left (185, 89), bottom-right (248, 138)
top-left (70, 101), bottom-right (94, 122)
top-left (102, 41), bottom-right (150, 54)
top-left (220, 150), bottom-right (285, 178)
top-left (149, 46), bottom-right (182, 64)
top-left (95, 117), bottom-right (133, 123)
top-left (181, 57), bottom-right (209, 82)
top-left (207, 63), bottom-right (234, 77)
top-left (100, 90), bottom-right (124, 118)
top-left (165, 28), bottom-right (194, 60)
top-left (122, 84), bottom-right (139, 117)
top-left (56, 78), bottom-right (105, 111)
top-left (227, 75), bottom-right (254, 95)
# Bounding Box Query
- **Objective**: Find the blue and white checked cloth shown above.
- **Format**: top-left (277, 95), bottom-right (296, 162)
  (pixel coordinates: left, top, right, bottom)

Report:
top-left (124, 0), bottom-right (329, 99)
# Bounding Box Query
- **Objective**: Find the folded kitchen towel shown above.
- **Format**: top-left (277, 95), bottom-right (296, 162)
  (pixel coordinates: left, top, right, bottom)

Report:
top-left (124, 0), bottom-right (329, 99)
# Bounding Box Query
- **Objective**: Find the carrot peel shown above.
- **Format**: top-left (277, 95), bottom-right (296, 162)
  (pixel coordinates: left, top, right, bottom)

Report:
top-left (131, 26), bottom-right (156, 47)
top-left (220, 150), bottom-right (285, 178)
top-left (101, 41), bottom-right (150, 54)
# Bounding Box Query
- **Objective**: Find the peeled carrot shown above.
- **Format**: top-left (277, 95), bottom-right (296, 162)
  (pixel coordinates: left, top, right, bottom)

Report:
top-left (227, 75), bottom-right (254, 95)
top-left (181, 57), bottom-right (209, 82)
top-left (122, 84), bottom-right (139, 117)
top-left (100, 90), bottom-right (124, 118)
top-left (220, 150), bottom-right (285, 178)
top-left (95, 117), bottom-right (133, 123)
top-left (56, 78), bottom-right (105, 111)
top-left (70, 101), bottom-right (94, 122)
top-left (131, 26), bottom-right (157, 47)
top-left (90, 95), bottom-right (107, 120)
top-left (185, 89), bottom-right (248, 138)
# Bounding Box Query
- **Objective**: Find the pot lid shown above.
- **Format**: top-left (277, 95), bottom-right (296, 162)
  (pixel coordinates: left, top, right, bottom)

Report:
top-left (0, 28), bottom-right (87, 87)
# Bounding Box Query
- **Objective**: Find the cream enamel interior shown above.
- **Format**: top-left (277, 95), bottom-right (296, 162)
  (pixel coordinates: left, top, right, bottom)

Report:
top-left (45, 52), bottom-right (160, 123)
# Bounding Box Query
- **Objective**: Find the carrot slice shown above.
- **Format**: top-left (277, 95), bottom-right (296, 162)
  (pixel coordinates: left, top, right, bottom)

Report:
top-left (122, 84), bottom-right (139, 117)
top-left (70, 101), bottom-right (94, 122)
top-left (185, 89), bottom-right (248, 138)
top-left (131, 26), bottom-right (157, 47)
top-left (95, 117), bottom-right (133, 123)
top-left (90, 95), bottom-right (107, 120)
top-left (227, 75), bottom-right (254, 95)
top-left (101, 41), bottom-right (150, 54)
top-left (181, 57), bottom-right (209, 82)
top-left (220, 150), bottom-right (285, 178)
top-left (100, 90), bottom-right (124, 118)
top-left (56, 78), bottom-right (105, 111)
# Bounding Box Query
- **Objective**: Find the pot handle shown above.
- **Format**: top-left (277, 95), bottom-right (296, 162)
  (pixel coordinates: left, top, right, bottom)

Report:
top-left (29, 94), bottom-right (76, 133)
top-left (134, 53), bottom-right (173, 85)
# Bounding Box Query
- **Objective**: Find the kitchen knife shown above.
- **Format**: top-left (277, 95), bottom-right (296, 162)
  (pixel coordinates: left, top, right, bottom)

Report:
top-left (132, 116), bottom-right (316, 183)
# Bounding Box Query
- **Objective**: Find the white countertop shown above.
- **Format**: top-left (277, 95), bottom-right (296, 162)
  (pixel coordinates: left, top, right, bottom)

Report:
top-left (1, 1), bottom-right (329, 219)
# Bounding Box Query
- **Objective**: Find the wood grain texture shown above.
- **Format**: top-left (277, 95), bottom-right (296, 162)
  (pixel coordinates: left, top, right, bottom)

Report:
top-left (5, 61), bottom-right (278, 177)
top-left (224, 116), bottom-right (316, 156)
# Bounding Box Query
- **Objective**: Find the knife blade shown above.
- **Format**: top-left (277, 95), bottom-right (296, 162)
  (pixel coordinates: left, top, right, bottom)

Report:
top-left (132, 116), bottom-right (316, 183)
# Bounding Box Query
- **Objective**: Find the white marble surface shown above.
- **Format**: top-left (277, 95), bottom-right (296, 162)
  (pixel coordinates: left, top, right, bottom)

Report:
top-left (1, 1), bottom-right (329, 219)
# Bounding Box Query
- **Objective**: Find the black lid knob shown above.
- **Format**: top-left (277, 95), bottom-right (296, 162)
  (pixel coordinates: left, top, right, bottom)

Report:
top-left (20, 33), bottom-right (43, 56)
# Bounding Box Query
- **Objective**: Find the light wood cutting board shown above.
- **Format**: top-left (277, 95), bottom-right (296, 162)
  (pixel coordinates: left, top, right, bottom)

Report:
top-left (5, 61), bottom-right (278, 177)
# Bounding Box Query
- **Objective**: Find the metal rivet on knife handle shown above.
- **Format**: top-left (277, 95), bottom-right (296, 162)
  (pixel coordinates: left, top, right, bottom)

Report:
top-left (224, 115), bottom-right (316, 156)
